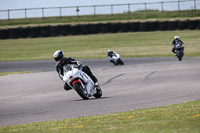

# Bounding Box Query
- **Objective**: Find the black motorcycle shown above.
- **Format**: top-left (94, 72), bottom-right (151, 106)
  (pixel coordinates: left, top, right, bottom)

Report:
top-left (175, 42), bottom-right (184, 61)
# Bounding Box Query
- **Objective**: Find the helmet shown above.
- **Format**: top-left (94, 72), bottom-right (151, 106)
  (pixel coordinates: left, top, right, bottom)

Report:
top-left (174, 36), bottom-right (179, 40)
top-left (108, 50), bottom-right (111, 52)
top-left (53, 50), bottom-right (64, 61)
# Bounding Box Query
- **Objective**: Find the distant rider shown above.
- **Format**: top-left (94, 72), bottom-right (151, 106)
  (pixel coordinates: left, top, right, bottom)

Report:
top-left (53, 50), bottom-right (99, 91)
top-left (171, 36), bottom-right (184, 56)
top-left (107, 50), bottom-right (118, 63)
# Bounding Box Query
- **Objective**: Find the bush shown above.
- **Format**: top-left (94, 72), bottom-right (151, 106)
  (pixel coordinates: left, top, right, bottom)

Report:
top-left (140, 22), bottom-right (149, 31)
top-left (0, 29), bottom-right (10, 39)
top-left (101, 23), bottom-right (111, 33)
top-left (159, 21), bottom-right (168, 31)
top-left (168, 21), bottom-right (178, 30)
top-left (40, 26), bottom-right (51, 37)
top-left (81, 24), bottom-right (91, 35)
top-left (120, 22), bottom-right (130, 32)
top-left (51, 25), bottom-right (61, 37)
top-left (19, 27), bottom-right (30, 38)
top-left (30, 26), bottom-right (40, 38)
top-left (178, 20), bottom-right (188, 30)
top-left (110, 22), bottom-right (120, 33)
top-left (199, 20), bottom-right (200, 30)
top-left (90, 23), bottom-right (101, 34)
top-left (71, 24), bottom-right (81, 35)
top-left (60, 25), bottom-right (70, 36)
top-left (188, 20), bottom-right (198, 30)
top-left (10, 28), bottom-right (20, 39)
top-left (149, 21), bottom-right (159, 31)
top-left (130, 22), bottom-right (140, 32)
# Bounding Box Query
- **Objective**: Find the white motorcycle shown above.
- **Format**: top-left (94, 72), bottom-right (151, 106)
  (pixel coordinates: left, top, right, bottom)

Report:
top-left (63, 64), bottom-right (102, 100)
top-left (109, 52), bottom-right (124, 65)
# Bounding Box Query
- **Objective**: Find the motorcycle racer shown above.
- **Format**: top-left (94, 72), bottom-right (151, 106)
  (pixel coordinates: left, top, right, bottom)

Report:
top-left (107, 50), bottom-right (124, 65)
top-left (53, 50), bottom-right (99, 91)
top-left (107, 50), bottom-right (118, 62)
top-left (171, 36), bottom-right (184, 56)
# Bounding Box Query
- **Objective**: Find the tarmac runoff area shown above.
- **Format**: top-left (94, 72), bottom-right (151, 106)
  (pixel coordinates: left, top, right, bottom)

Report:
top-left (0, 57), bottom-right (200, 126)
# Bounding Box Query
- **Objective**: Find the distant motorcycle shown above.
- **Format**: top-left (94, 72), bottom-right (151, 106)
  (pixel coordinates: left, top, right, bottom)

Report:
top-left (109, 52), bottom-right (124, 65)
top-left (175, 42), bottom-right (184, 61)
top-left (63, 64), bottom-right (102, 100)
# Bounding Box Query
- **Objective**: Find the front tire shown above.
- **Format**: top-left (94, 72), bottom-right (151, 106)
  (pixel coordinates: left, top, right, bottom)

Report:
top-left (178, 55), bottom-right (182, 61)
top-left (73, 82), bottom-right (89, 100)
top-left (177, 51), bottom-right (183, 61)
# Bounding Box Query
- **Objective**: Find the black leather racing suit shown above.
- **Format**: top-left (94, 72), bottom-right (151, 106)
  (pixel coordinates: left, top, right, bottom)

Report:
top-left (172, 39), bottom-right (184, 54)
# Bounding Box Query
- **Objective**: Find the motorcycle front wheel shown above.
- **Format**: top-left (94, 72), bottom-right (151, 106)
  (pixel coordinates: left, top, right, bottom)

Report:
top-left (73, 82), bottom-right (89, 100)
top-left (178, 56), bottom-right (182, 61)
top-left (176, 52), bottom-right (183, 61)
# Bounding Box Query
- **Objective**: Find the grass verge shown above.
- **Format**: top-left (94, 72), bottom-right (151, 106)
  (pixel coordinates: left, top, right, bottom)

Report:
top-left (0, 10), bottom-right (200, 28)
top-left (0, 100), bottom-right (199, 132)
top-left (0, 30), bottom-right (200, 61)
top-left (0, 71), bottom-right (40, 76)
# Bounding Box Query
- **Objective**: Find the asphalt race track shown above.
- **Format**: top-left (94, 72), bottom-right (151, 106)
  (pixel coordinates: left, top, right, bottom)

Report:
top-left (0, 57), bottom-right (200, 126)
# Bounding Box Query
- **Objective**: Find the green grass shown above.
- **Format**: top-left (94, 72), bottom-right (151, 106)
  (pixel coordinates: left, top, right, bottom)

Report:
top-left (0, 10), bottom-right (200, 28)
top-left (0, 100), bottom-right (199, 133)
top-left (0, 71), bottom-right (40, 76)
top-left (0, 30), bottom-right (200, 61)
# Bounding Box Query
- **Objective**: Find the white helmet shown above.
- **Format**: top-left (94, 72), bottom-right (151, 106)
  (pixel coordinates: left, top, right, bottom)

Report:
top-left (53, 50), bottom-right (64, 61)
top-left (108, 50), bottom-right (111, 52)
top-left (174, 36), bottom-right (179, 39)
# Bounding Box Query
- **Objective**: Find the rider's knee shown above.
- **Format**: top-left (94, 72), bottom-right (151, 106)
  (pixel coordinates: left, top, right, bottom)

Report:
top-left (64, 83), bottom-right (72, 91)
top-left (82, 65), bottom-right (90, 70)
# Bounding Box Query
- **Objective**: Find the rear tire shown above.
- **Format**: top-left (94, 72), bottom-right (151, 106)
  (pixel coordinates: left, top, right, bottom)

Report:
top-left (73, 82), bottom-right (89, 100)
top-left (118, 59), bottom-right (124, 65)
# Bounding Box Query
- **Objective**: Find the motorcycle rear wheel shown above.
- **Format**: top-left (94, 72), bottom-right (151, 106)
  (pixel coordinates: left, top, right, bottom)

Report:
top-left (73, 82), bottom-right (89, 100)
top-left (93, 86), bottom-right (102, 98)
top-left (118, 58), bottom-right (124, 65)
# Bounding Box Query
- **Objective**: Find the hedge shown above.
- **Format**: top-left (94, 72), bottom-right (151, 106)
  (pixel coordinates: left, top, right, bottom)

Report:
top-left (101, 23), bottom-right (111, 33)
top-left (51, 25), bottom-right (61, 37)
top-left (110, 22), bottom-right (120, 33)
top-left (0, 19), bottom-right (199, 39)
top-left (140, 22), bottom-right (149, 31)
top-left (168, 21), bottom-right (179, 30)
top-left (30, 26), bottom-right (40, 38)
top-left (149, 21), bottom-right (159, 31)
top-left (199, 20), bottom-right (200, 29)
top-left (130, 22), bottom-right (140, 32)
top-left (0, 29), bottom-right (10, 39)
top-left (188, 20), bottom-right (198, 30)
top-left (71, 24), bottom-right (81, 35)
top-left (90, 23), bottom-right (101, 34)
top-left (40, 26), bottom-right (51, 37)
top-left (10, 28), bottom-right (20, 39)
top-left (178, 20), bottom-right (188, 30)
top-left (120, 22), bottom-right (131, 32)
top-left (60, 25), bottom-right (70, 36)
top-left (19, 27), bottom-right (30, 38)
top-left (159, 21), bottom-right (168, 31)
top-left (81, 24), bottom-right (91, 35)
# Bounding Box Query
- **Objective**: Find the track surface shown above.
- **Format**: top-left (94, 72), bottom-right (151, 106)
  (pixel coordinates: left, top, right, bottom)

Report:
top-left (0, 57), bottom-right (200, 126)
